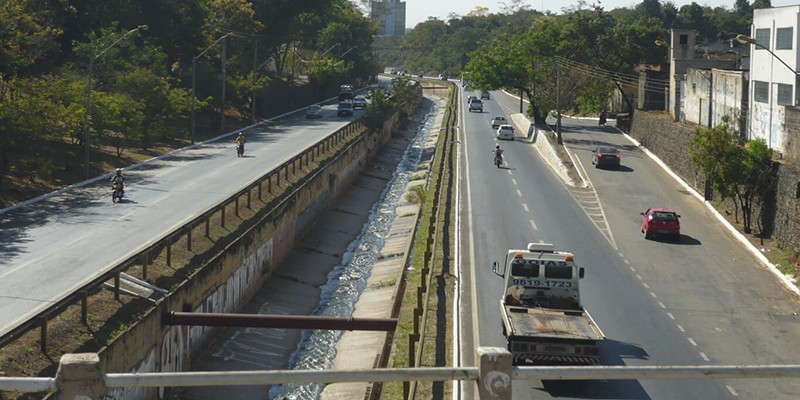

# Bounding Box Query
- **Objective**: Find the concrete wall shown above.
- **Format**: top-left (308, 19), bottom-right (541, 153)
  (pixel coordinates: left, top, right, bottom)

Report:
top-left (94, 114), bottom-right (404, 399)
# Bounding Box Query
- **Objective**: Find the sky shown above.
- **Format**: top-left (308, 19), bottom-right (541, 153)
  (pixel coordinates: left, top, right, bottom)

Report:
top-left (402, 0), bottom-right (800, 29)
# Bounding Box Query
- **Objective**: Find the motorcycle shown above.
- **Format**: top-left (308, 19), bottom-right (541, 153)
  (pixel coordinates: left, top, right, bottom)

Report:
top-left (494, 151), bottom-right (503, 168)
top-left (236, 142), bottom-right (244, 157)
top-left (112, 182), bottom-right (124, 203)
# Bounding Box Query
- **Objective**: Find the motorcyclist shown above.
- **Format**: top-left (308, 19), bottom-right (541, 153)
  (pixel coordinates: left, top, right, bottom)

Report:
top-left (110, 168), bottom-right (125, 195)
top-left (493, 145), bottom-right (504, 164)
top-left (599, 110), bottom-right (607, 126)
top-left (235, 133), bottom-right (247, 156)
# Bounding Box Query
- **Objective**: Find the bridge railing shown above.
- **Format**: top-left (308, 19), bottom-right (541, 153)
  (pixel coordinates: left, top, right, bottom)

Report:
top-left (3, 348), bottom-right (800, 400)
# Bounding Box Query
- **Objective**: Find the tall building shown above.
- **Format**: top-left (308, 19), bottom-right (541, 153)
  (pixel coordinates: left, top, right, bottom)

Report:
top-left (371, 0), bottom-right (406, 36)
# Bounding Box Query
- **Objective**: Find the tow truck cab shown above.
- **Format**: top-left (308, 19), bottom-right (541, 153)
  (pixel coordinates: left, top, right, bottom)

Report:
top-left (493, 243), bottom-right (585, 309)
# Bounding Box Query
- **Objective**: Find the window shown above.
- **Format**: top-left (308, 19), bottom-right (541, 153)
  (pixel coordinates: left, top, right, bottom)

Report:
top-left (776, 27), bottom-right (793, 50)
top-left (679, 34), bottom-right (688, 45)
top-left (777, 83), bottom-right (793, 106)
top-left (755, 28), bottom-right (771, 50)
top-left (754, 81), bottom-right (769, 103)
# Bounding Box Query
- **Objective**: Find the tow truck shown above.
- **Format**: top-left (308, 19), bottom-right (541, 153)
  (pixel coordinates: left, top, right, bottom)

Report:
top-left (492, 242), bottom-right (605, 365)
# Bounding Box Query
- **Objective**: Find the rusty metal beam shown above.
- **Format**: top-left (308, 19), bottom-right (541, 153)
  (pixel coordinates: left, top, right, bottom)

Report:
top-left (162, 312), bottom-right (397, 332)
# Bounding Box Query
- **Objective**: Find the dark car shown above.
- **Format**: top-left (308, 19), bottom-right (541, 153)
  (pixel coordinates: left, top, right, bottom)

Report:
top-left (481, 91), bottom-right (490, 99)
top-left (591, 146), bottom-right (620, 169)
top-left (337, 101), bottom-right (354, 117)
top-left (641, 207), bottom-right (681, 241)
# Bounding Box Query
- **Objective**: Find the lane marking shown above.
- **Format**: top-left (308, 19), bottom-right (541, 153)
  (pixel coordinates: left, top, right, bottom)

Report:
top-left (629, 266), bottom-right (636, 272)
top-left (649, 291), bottom-right (657, 298)
top-left (688, 337), bottom-right (697, 346)
top-left (699, 352), bottom-right (710, 361)
top-left (522, 203), bottom-right (529, 212)
top-left (643, 282), bottom-right (650, 289)
top-left (658, 301), bottom-right (666, 309)
top-left (636, 274), bottom-right (643, 280)
top-left (516, 189), bottom-right (522, 197)
top-left (511, 178), bottom-right (517, 185)
top-left (667, 313), bottom-right (675, 320)
top-left (677, 325), bottom-right (685, 332)
top-left (530, 219), bottom-right (538, 231)
top-left (727, 386), bottom-right (739, 396)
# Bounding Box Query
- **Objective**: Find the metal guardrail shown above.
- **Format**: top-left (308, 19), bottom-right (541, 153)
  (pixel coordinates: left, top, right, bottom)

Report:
top-left (3, 348), bottom-right (800, 399)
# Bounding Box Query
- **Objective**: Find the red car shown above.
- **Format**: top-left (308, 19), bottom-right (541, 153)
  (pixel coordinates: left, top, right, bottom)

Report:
top-left (641, 207), bottom-right (681, 241)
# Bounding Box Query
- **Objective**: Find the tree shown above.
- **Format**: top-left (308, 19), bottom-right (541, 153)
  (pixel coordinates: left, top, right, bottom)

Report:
top-left (690, 118), bottom-right (774, 234)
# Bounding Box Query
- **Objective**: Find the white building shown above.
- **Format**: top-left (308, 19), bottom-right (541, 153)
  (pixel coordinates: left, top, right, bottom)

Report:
top-left (371, 0), bottom-right (406, 36)
top-left (746, 5), bottom-right (800, 152)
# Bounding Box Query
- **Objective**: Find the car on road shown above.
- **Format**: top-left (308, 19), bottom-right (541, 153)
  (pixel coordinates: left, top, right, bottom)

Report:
top-left (491, 116), bottom-right (508, 128)
top-left (305, 104), bottom-right (323, 119)
top-left (641, 207), bottom-right (681, 241)
top-left (337, 100), bottom-right (354, 117)
top-left (467, 95), bottom-right (477, 103)
top-left (481, 91), bottom-right (490, 99)
top-left (352, 95), bottom-right (367, 110)
top-left (469, 98), bottom-right (483, 113)
top-left (591, 146), bottom-right (621, 169)
top-left (496, 124), bottom-right (515, 140)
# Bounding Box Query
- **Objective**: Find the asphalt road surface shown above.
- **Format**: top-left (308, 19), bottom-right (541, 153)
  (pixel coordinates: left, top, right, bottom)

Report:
top-left (458, 87), bottom-right (800, 399)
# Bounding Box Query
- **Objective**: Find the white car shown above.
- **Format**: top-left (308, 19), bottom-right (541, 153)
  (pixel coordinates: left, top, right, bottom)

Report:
top-left (496, 124), bottom-right (515, 140)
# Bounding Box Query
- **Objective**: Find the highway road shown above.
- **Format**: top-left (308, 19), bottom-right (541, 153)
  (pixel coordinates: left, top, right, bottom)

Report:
top-left (458, 88), bottom-right (800, 399)
top-left (0, 103), bottom-right (362, 340)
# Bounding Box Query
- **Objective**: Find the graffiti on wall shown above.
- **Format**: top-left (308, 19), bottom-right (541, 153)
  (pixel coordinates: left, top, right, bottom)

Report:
top-left (152, 238), bottom-right (274, 398)
top-left (105, 347), bottom-right (158, 399)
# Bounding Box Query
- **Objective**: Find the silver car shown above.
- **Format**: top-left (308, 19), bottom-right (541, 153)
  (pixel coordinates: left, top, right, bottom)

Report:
top-left (352, 95), bottom-right (367, 109)
top-left (305, 104), bottom-right (323, 118)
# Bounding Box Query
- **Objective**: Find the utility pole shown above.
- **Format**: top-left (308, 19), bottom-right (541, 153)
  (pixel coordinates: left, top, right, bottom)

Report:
top-left (556, 62), bottom-right (562, 144)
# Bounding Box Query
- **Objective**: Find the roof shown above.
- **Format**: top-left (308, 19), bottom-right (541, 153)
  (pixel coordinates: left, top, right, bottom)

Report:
top-left (648, 207), bottom-right (676, 213)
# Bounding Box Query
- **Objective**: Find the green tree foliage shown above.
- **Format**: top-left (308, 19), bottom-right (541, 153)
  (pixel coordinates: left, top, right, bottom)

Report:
top-left (361, 88), bottom-right (395, 131)
top-left (0, 76), bottom-right (80, 190)
top-left (690, 119), bottom-right (774, 234)
top-left (0, 0), bottom-right (65, 77)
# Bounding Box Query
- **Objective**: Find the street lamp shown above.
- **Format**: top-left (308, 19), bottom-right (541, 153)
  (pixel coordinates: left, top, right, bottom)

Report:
top-left (191, 33), bottom-right (234, 143)
top-left (84, 25), bottom-right (148, 179)
top-left (737, 34), bottom-right (799, 76)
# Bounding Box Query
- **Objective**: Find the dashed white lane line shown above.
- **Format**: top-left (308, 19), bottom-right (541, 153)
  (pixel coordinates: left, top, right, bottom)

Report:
top-left (629, 266), bottom-right (636, 272)
top-left (688, 337), bottom-right (697, 346)
top-left (636, 274), bottom-right (642, 280)
top-left (511, 178), bottom-right (517, 185)
top-left (530, 219), bottom-right (538, 231)
top-left (516, 189), bottom-right (523, 197)
top-left (700, 352), bottom-right (710, 361)
top-left (649, 291), bottom-right (657, 298)
top-left (666, 313), bottom-right (675, 320)
top-left (522, 203), bottom-right (529, 212)
top-left (643, 282), bottom-right (650, 289)
top-left (677, 325), bottom-right (685, 332)
top-left (727, 385), bottom-right (739, 396)
top-left (507, 169), bottom-right (512, 175)
top-left (657, 301), bottom-right (666, 309)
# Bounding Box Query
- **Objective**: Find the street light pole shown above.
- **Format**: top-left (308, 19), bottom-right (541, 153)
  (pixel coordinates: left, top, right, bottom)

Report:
top-left (190, 33), bottom-right (233, 143)
top-left (84, 25), bottom-right (148, 180)
top-left (737, 34), bottom-right (799, 76)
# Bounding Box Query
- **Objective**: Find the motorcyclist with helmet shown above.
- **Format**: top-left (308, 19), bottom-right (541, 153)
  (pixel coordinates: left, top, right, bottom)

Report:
top-left (110, 168), bottom-right (125, 201)
top-left (493, 144), bottom-right (504, 167)
top-left (235, 132), bottom-right (247, 157)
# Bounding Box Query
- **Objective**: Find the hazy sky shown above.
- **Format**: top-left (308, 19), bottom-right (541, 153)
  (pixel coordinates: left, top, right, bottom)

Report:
top-left (402, 0), bottom-right (800, 29)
